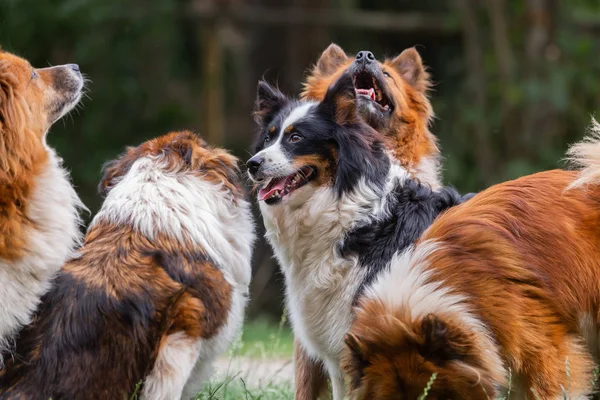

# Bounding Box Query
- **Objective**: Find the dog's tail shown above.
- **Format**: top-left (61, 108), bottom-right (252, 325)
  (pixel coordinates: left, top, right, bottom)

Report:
top-left (567, 118), bottom-right (600, 189)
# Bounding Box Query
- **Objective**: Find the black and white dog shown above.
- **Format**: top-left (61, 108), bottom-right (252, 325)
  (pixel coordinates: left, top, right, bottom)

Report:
top-left (247, 73), bottom-right (472, 399)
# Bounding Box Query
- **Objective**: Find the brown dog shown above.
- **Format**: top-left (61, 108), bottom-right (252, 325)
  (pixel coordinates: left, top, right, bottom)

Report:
top-left (296, 43), bottom-right (440, 399)
top-left (343, 120), bottom-right (600, 399)
top-left (0, 48), bottom-right (85, 365)
top-left (0, 132), bottom-right (255, 400)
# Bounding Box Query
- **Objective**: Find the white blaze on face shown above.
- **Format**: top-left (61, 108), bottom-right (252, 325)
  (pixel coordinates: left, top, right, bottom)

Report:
top-left (254, 102), bottom-right (315, 177)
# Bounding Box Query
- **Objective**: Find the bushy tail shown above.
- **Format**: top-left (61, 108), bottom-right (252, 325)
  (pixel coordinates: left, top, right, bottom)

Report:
top-left (566, 118), bottom-right (600, 189)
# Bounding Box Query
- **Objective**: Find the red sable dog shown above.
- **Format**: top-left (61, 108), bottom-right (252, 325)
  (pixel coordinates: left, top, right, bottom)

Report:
top-left (0, 48), bottom-right (85, 365)
top-left (296, 43), bottom-right (443, 400)
top-left (0, 132), bottom-right (255, 400)
top-left (343, 120), bottom-right (600, 399)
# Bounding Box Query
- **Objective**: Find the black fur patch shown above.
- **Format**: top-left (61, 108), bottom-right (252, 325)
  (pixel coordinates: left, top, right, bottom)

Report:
top-left (339, 179), bottom-right (475, 304)
top-left (0, 247), bottom-right (223, 400)
top-left (251, 75), bottom-right (391, 197)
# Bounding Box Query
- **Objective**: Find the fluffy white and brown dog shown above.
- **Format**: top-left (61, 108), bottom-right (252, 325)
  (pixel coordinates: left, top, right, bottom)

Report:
top-left (0, 131), bottom-right (255, 399)
top-left (247, 73), bottom-right (471, 400)
top-left (0, 48), bottom-right (85, 364)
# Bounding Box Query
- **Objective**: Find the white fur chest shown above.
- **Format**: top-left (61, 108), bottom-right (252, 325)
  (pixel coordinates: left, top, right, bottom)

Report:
top-left (0, 148), bottom-right (83, 362)
top-left (260, 186), bottom-right (374, 363)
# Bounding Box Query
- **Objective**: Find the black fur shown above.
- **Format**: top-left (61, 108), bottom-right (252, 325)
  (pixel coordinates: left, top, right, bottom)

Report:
top-left (251, 73), bottom-right (390, 198)
top-left (251, 73), bottom-right (475, 306)
top-left (339, 180), bottom-right (475, 304)
top-left (0, 247), bottom-right (223, 400)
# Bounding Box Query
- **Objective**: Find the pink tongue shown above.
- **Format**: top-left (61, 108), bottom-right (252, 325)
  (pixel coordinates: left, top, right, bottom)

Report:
top-left (258, 177), bottom-right (288, 201)
top-left (356, 88), bottom-right (376, 101)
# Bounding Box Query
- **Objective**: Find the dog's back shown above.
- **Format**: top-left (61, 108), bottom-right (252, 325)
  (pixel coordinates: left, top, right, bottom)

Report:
top-left (0, 131), bottom-right (255, 399)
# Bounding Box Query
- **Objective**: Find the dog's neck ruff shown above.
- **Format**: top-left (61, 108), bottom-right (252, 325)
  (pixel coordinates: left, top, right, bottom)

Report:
top-left (91, 156), bottom-right (255, 289)
top-left (261, 158), bottom-right (406, 283)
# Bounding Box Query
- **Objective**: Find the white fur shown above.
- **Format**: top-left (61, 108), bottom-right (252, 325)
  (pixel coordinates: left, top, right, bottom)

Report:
top-left (566, 117), bottom-right (600, 189)
top-left (253, 102), bottom-right (316, 178)
top-left (91, 155), bottom-right (255, 399)
top-left (414, 154), bottom-right (441, 189)
top-left (0, 148), bottom-right (83, 365)
top-left (141, 332), bottom-right (200, 400)
top-left (365, 240), bottom-right (506, 392)
top-left (260, 155), bottom-right (408, 400)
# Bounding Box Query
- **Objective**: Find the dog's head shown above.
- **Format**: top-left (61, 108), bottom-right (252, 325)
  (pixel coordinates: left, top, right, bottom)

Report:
top-left (343, 302), bottom-right (497, 400)
top-left (247, 72), bottom-right (390, 208)
top-left (98, 131), bottom-right (241, 198)
top-left (302, 44), bottom-right (438, 185)
top-left (0, 48), bottom-right (84, 141)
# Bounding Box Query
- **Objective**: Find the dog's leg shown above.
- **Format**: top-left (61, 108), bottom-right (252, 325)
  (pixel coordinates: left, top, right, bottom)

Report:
top-left (141, 331), bottom-right (201, 400)
top-left (181, 356), bottom-right (216, 399)
top-left (294, 339), bottom-right (329, 400)
top-left (324, 359), bottom-right (345, 400)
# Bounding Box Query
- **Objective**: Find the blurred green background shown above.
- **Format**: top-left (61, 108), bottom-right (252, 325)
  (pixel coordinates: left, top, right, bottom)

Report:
top-left (1, 0), bottom-right (599, 320)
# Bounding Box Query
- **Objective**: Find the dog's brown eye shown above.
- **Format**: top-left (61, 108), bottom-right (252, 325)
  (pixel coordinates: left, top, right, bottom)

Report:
top-left (289, 134), bottom-right (303, 143)
top-left (383, 71), bottom-right (391, 78)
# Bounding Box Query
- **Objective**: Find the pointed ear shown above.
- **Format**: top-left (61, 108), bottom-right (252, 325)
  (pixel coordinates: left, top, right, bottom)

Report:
top-left (418, 314), bottom-right (473, 364)
top-left (344, 333), bottom-right (371, 389)
top-left (253, 81), bottom-right (288, 126)
top-left (319, 72), bottom-right (359, 126)
top-left (314, 43), bottom-right (349, 76)
top-left (389, 47), bottom-right (431, 92)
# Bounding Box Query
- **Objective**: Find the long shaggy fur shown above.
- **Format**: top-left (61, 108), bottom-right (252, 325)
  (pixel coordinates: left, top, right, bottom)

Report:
top-left (344, 119), bottom-right (600, 399)
top-left (294, 43), bottom-right (447, 399)
top-left (567, 117), bottom-right (600, 189)
top-left (249, 73), bottom-right (471, 400)
top-left (0, 131), bottom-right (255, 400)
top-left (0, 49), bottom-right (85, 365)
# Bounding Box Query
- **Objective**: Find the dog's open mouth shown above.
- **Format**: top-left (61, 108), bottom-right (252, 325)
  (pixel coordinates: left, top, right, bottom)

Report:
top-left (258, 166), bottom-right (316, 204)
top-left (353, 70), bottom-right (392, 112)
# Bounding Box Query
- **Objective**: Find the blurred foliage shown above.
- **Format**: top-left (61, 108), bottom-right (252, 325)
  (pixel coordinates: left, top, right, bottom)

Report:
top-left (1, 0), bottom-right (599, 317)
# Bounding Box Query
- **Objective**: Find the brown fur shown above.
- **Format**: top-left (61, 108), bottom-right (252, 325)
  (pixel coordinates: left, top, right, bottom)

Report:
top-left (0, 50), bottom-right (57, 260)
top-left (302, 44), bottom-right (438, 186)
top-left (294, 340), bottom-right (329, 400)
top-left (344, 167), bottom-right (600, 399)
top-left (0, 131), bottom-right (244, 399)
top-left (294, 43), bottom-right (440, 400)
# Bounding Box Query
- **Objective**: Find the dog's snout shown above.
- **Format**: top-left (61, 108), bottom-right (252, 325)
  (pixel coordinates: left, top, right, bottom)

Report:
top-left (247, 156), bottom-right (263, 176)
top-left (68, 64), bottom-right (81, 73)
top-left (355, 50), bottom-right (375, 64)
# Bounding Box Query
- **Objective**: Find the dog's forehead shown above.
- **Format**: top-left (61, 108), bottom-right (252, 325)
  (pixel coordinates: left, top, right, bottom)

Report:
top-left (270, 101), bottom-right (316, 135)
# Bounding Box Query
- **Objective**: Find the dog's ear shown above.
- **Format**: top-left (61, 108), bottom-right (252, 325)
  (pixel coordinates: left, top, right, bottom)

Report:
top-left (98, 148), bottom-right (136, 197)
top-left (389, 47), bottom-right (431, 93)
top-left (344, 333), bottom-right (371, 390)
top-left (314, 43), bottom-right (349, 76)
top-left (254, 81), bottom-right (288, 127)
top-left (418, 314), bottom-right (473, 365)
top-left (319, 71), bottom-right (360, 126)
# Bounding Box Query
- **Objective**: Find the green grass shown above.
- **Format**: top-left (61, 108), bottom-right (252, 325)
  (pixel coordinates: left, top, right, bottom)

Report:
top-left (237, 317), bottom-right (294, 359)
top-left (191, 316), bottom-right (600, 400)
top-left (193, 315), bottom-right (294, 399)
top-left (194, 378), bottom-right (293, 400)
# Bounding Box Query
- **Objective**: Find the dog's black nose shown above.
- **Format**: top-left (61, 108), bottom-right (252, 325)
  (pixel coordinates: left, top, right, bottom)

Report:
top-left (247, 156), bottom-right (263, 175)
top-left (68, 64), bottom-right (80, 72)
top-left (355, 51), bottom-right (375, 63)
